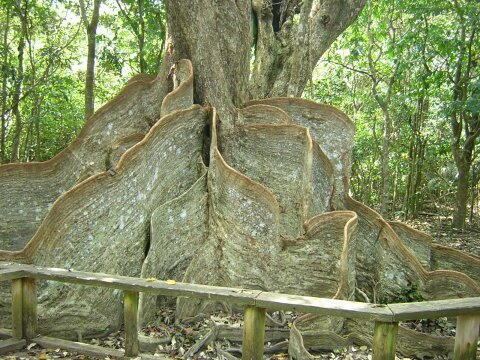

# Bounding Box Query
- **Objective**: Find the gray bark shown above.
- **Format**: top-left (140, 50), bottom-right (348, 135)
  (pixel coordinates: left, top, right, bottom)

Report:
top-left (450, 15), bottom-right (479, 229)
top-left (165, 0), bottom-right (367, 127)
top-left (250, 0), bottom-right (367, 99)
top-left (10, 0), bottom-right (27, 163)
top-left (0, 7), bottom-right (10, 163)
top-left (79, 0), bottom-right (101, 120)
top-left (1, 1), bottom-right (479, 353)
top-left (165, 0), bottom-right (252, 127)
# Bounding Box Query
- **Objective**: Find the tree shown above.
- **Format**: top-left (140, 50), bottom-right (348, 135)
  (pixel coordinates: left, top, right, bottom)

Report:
top-left (0, 1), bottom-right (479, 359)
top-left (309, 0), bottom-right (480, 229)
top-left (364, 1), bottom-right (402, 214)
top-left (0, 2), bottom-right (11, 162)
top-left (165, 0), bottom-right (367, 122)
top-left (114, 0), bottom-right (166, 74)
top-left (79, 0), bottom-right (101, 120)
top-left (448, 0), bottom-right (479, 229)
top-left (9, 0), bottom-right (28, 162)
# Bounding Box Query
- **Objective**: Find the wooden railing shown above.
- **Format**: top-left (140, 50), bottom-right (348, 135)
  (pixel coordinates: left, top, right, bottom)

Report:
top-left (0, 262), bottom-right (479, 359)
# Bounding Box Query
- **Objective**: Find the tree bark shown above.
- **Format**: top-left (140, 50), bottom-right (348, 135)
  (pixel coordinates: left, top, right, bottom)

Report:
top-left (165, 0), bottom-right (366, 127)
top-left (10, 0), bottom-right (28, 163)
top-left (79, 0), bottom-right (101, 120)
top-left (165, 0), bottom-right (252, 126)
top-left (137, 0), bottom-right (146, 73)
top-left (0, 7), bottom-right (10, 163)
top-left (450, 15), bottom-right (479, 229)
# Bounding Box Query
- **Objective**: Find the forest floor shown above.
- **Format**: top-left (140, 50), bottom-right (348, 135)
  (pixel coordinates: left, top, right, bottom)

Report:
top-left (2, 213), bottom-right (479, 360)
top-left (4, 299), bottom-right (478, 359)
top-left (402, 211), bottom-right (480, 256)
top-left (0, 309), bottom-right (472, 360)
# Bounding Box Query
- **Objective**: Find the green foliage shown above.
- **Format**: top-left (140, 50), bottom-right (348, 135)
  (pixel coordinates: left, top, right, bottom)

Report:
top-left (0, 0), bottom-right (166, 162)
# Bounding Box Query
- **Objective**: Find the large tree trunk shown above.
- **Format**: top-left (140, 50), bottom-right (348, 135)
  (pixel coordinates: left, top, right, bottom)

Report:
top-left (0, 7), bottom-right (9, 163)
top-left (165, 0), bottom-right (367, 127)
top-left (165, 0), bottom-right (252, 126)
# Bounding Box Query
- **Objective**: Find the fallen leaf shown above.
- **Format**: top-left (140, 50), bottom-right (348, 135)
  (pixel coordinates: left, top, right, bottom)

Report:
top-left (166, 279), bottom-right (176, 285)
top-left (146, 277), bottom-right (157, 282)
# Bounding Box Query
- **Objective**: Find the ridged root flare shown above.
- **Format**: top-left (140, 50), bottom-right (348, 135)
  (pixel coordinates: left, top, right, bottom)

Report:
top-left (0, 59), bottom-right (478, 358)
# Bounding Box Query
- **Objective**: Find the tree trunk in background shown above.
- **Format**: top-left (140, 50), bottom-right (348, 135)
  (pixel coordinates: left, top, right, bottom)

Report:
top-left (365, 6), bottom-right (399, 215)
top-left (79, 0), bottom-right (101, 120)
top-left (137, 0), bottom-right (146, 73)
top-left (404, 95), bottom-right (427, 219)
top-left (10, 0), bottom-right (27, 163)
top-left (471, 159), bottom-right (478, 223)
top-left (166, 0), bottom-right (366, 127)
top-left (0, 7), bottom-right (10, 163)
top-left (453, 164), bottom-right (470, 228)
top-left (34, 105), bottom-right (42, 160)
top-left (250, 0), bottom-right (367, 98)
top-left (115, 0), bottom-right (148, 73)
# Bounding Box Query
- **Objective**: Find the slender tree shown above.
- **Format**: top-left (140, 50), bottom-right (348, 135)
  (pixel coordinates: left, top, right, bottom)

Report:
top-left (79, 0), bottom-right (101, 120)
top-left (166, 0), bottom-right (366, 126)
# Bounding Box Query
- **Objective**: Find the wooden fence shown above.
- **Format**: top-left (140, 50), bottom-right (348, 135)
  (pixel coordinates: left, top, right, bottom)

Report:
top-left (0, 262), bottom-right (479, 359)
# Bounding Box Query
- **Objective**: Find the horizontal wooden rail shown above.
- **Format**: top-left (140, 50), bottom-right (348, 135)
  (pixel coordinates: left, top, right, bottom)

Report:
top-left (0, 262), bottom-right (394, 321)
top-left (388, 298), bottom-right (480, 321)
top-left (0, 261), bottom-right (479, 360)
top-left (0, 268), bottom-right (26, 282)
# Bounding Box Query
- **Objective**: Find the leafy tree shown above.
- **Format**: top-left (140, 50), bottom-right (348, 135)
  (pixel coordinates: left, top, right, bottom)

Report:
top-left (310, 0), bottom-right (480, 229)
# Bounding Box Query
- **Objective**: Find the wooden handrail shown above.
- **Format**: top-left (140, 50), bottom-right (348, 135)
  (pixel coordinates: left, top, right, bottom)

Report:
top-left (0, 261), bottom-right (479, 359)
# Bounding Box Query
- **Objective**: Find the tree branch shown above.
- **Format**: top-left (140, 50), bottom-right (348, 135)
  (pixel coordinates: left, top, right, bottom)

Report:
top-left (322, 59), bottom-right (372, 79)
top-left (78, 0), bottom-right (89, 29)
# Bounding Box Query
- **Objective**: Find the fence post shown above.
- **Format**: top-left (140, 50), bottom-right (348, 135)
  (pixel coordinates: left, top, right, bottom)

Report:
top-left (11, 278), bottom-right (23, 339)
top-left (242, 306), bottom-right (266, 360)
top-left (124, 291), bottom-right (139, 357)
top-left (453, 315), bottom-right (480, 360)
top-left (372, 321), bottom-right (398, 360)
top-left (22, 278), bottom-right (37, 340)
